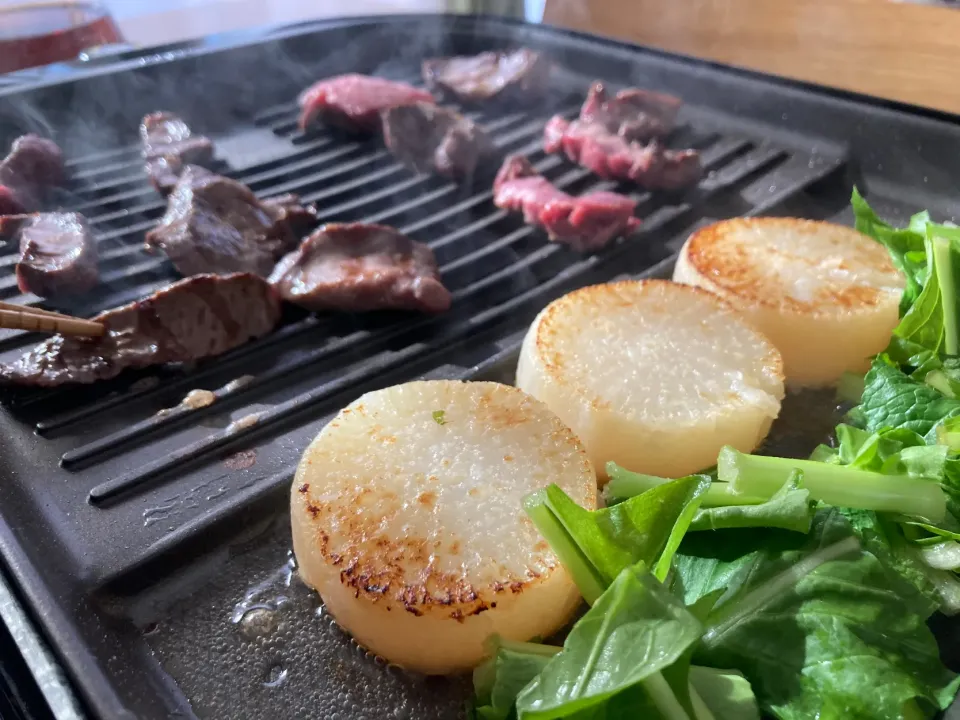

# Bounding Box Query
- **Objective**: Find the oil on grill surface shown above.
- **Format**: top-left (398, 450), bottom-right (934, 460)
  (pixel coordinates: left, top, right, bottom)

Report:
top-left (0, 63), bottom-right (843, 719)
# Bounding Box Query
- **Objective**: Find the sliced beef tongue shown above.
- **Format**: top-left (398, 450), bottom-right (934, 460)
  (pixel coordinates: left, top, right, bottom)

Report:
top-left (0, 135), bottom-right (65, 215)
top-left (579, 82), bottom-right (682, 142)
top-left (15, 212), bottom-right (98, 298)
top-left (381, 102), bottom-right (494, 180)
top-left (297, 74), bottom-right (435, 134)
top-left (140, 112), bottom-right (216, 195)
top-left (145, 165), bottom-right (316, 277)
top-left (544, 115), bottom-right (702, 191)
top-left (493, 154), bottom-right (640, 252)
top-left (0, 273), bottom-right (281, 388)
top-left (422, 48), bottom-right (551, 105)
top-left (268, 223), bottom-right (451, 314)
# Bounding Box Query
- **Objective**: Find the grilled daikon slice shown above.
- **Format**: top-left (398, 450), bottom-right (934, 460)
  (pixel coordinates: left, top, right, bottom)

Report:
top-left (291, 380), bottom-right (597, 675)
top-left (516, 279), bottom-right (784, 479)
top-left (673, 217), bottom-right (903, 386)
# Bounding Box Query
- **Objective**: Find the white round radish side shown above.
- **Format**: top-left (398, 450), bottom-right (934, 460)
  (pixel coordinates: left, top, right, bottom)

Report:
top-left (673, 217), bottom-right (903, 386)
top-left (291, 380), bottom-right (597, 675)
top-left (516, 279), bottom-right (784, 480)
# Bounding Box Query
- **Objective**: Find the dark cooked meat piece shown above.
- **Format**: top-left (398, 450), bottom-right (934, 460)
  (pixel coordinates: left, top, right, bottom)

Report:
top-left (145, 166), bottom-right (316, 277)
top-left (15, 213), bottom-right (98, 297)
top-left (493, 155), bottom-right (640, 252)
top-left (140, 112), bottom-right (215, 195)
top-left (0, 135), bottom-right (64, 214)
top-left (268, 223), bottom-right (451, 314)
top-left (297, 74), bottom-right (435, 134)
top-left (544, 116), bottom-right (702, 191)
top-left (579, 82), bottom-right (682, 142)
top-left (422, 49), bottom-right (550, 105)
top-left (0, 273), bottom-right (281, 387)
top-left (380, 102), bottom-right (494, 180)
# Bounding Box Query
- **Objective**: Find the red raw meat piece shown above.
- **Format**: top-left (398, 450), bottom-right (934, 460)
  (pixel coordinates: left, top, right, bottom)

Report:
top-left (297, 74), bottom-right (435, 133)
top-left (544, 115), bottom-right (702, 191)
top-left (493, 155), bottom-right (640, 252)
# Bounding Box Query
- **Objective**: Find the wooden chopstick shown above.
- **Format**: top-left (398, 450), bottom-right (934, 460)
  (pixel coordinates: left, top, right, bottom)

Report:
top-left (0, 302), bottom-right (105, 338)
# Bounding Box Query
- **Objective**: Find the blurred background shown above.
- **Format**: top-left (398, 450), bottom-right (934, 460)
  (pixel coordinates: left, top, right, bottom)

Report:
top-left (0, 0), bottom-right (541, 56)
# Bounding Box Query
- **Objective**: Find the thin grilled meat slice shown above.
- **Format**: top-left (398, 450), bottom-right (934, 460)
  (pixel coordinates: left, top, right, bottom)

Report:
top-left (15, 213), bottom-right (98, 297)
top-left (493, 155), bottom-right (640, 252)
top-left (579, 81), bottom-right (682, 142)
top-left (544, 115), bottom-right (702, 191)
top-left (140, 112), bottom-right (215, 195)
top-left (0, 273), bottom-right (281, 387)
top-left (422, 48), bottom-right (550, 105)
top-left (269, 223), bottom-right (451, 314)
top-left (146, 166), bottom-right (316, 277)
top-left (0, 135), bottom-right (64, 215)
top-left (380, 102), bottom-right (493, 180)
top-left (297, 74), bottom-right (435, 134)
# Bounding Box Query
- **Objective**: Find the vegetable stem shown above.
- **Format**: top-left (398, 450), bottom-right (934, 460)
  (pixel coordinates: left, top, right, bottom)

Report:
top-left (640, 672), bottom-right (691, 720)
top-left (718, 447), bottom-right (947, 522)
top-left (605, 465), bottom-right (763, 507)
top-left (933, 234), bottom-right (960, 356)
top-left (523, 490), bottom-right (607, 605)
top-left (688, 685), bottom-right (717, 720)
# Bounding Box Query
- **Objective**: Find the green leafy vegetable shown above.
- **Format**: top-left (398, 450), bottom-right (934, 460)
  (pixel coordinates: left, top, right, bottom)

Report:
top-left (860, 360), bottom-right (960, 437)
top-left (851, 187), bottom-right (928, 317)
top-left (675, 510), bottom-right (960, 720)
top-left (432, 410), bottom-right (447, 425)
top-left (524, 476), bottom-right (709, 603)
top-left (718, 445), bottom-right (947, 522)
top-left (472, 637), bottom-right (560, 720)
top-left (837, 371), bottom-right (866, 404)
top-left (689, 474), bottom-right (815, 534)
top-left (515, 564), bottom-right (703, 719)
top-left (688, 667), bottom-right (760, 720)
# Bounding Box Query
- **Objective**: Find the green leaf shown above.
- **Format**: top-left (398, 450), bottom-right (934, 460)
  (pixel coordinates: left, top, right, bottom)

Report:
top-left (860, 360), bottom-right (960, 437)
top-left (892, 237), bottom-right (943, 353)
top-left (526, 476), bottom-right (709, 603)
top-left (851, 187), bottom-right (928, 316)
top-left (515, 564), bottom-right (703, 719)
top-left (676, 510), bottom-right (960, 719)
top-left (688, 667), bottom-right (760, 720)
top-left (472, 637), bottom-right (561, 720)
top-left (838, 509), bottom-right (952, 614)
top-left (689, 474), bottom-right (815, 534)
